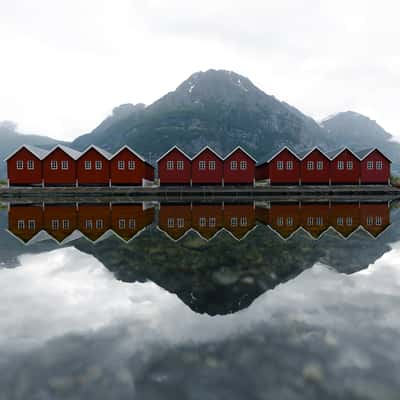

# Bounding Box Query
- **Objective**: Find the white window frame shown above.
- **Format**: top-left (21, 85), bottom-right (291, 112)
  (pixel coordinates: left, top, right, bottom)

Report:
top-left (199, 217), bottom-right (207, 227)
top-left (27, 160), bottom-right (34, 170)
top-left (240, 161), bottom-right (247, 170)
top-left (16, 160), bottom-right (23, 170)
top-left (118, 160), bottom-right (125, 170)
top-left (96, 219), bottom-right (103, 229)
top-left (199, 160), bottom-right (206, 170)
top-left (307, 161), bottom-right (314, 171)
top-left (28, 220), bottom-right (35, 230)
top-left (277, 160), bottom-right (284, 170)
top-left (118, 219), bottom-right (126, 229)
top-left (84, 160), bottom-right (92, 170)
top-left (316, 217), bottom-right (323, 226)
top-left (366, 216), bottom-right (373, 226)
top-left (240, 216), bottom-right (247, 226)
top-left (286, 216), bottom-right (293, 226)
top-left (50, 160), bottom-right (58, 170)
top-left (51, 219), bottom-right (59, 230)
top-left (337, 216), bottom-right (344, 225)
top-left (17, 220), bottom-right (25, 230)
top-left (230, 160), bottom-right (237, 170)
top-left (230, 217), bottom-right (238, 227)
top-left (307, 217), bottom-right (314, 226)
top-left (62, 219), bottom-right (70, 230)
top-left (375, 216), bottom-right (382, 226)
top-left (208, 217), bottom-right (216, 227)
top-left (337, 161), bottom-right (344, 170)
top-left (367, 161), bottom-right (374, 170)
top-left (209, 160), bottom-right (216, 170)
top-left (95, 160), bottom-right (102, 170)
top-left (286, 160), bottom-right (293, 170)
top-left (316, 161), bottom-right (324, 170)
top-left (167, 218), bottom-right (174, 228)
top-left (85, 219), bottom-right (93, 230)
top-left (166, 160), bottom-right (174, 170)
top-left (376, 161), bottom-right (383, 170)
top-left (177, 218), bottom-right (185, 228)
top-left (346, 217), bottom-right (353, 226)
top-left (128, 219), bottom-right (136, 229)
top-left (176, 160), bottom-right (184, 170)
top-left (277, 216), bottom-right (284, 226)
top-left (128, 160), bottom-right (135, 170)
top-left (61, 160), bottom-right (69, 170)
top-left (346, 161), bottom-right (353, 170)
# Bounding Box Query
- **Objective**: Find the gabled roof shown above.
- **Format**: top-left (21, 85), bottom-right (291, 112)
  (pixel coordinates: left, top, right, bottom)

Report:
top-left (4, 144), bottom-right (49, 161)
top-left (223, 146), bottom-right (257, 162)
top-left (355, 148), bottom-right (392, 162)
top-left (78, 145), bottom-right (113, 160)
top-left (325, 147), bottom-right (359, 160)
top-left (297, 147), bottom-right (330, 160)
top-left (192, 145), bottom-right (223, 160)
top-left (256, 146), bottom-right (299, 166)
top-left (156, 145), bottom-right (192, 162)
top-left (44, 144), bottom-right (82, 160)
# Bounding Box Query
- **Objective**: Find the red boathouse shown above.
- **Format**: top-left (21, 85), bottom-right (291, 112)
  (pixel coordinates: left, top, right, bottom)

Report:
top-left (267, 147), bottom-right (301, 185)
top-left (76, 145), bottom-right (112, 186)
top-left (6, 145), bottom-right (47, 186)
top-left (357, 148), bottom-right (391, 185)
top-left (110, 146), bottom-right (154, 186)
top-left (157, 146), bottom-right (192, 186)
top-left (42, 145), bottom-right (81, 186)
top-left (299, 147), bottom-right (330, 185)
top-left (223, 147), bottom-right (256, 186)
top-left (328, 148), bottom-right (360, 185)
top-left (191, 146), bottom-right (223, 185)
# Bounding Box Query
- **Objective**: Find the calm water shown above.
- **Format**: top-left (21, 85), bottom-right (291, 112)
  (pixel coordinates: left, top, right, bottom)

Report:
top-left (1, 200), bottom-right (400, 399)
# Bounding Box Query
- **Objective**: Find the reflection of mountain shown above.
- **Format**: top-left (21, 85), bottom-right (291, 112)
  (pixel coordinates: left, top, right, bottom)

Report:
top-left (3, 201), bottom-right (398, 315)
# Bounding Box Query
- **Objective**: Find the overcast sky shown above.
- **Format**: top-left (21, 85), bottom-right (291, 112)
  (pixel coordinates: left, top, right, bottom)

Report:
top-left (0, 0), bottom-right (399, 141)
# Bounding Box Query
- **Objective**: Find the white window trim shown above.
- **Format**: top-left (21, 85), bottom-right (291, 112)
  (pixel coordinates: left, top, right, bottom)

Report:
top-left (61, 160), bottom-right (69, 170)
top-left (128, 160), bottom-right (136, 170)
top-left (118, 160), bottom-right (125, 170)
top-left (230, 161), bottom-right (237, 170)
top-left (177, 160), bottom-right (184, 170)
top-left (316, 161), bottom-right (323, 170)
top-left (286, 161), bottom-right (293, 170)
top-left (50, 160), bottom-right (58, 170)
top-left (95, 160), bottom-right (102, 170)
top-left (376, 161), bottom-right (383, 170)
top-left (307, 161), bottom-right (314, 171)
top-left (27, 160), bottom-right (35, 170)
top-left (277, 160), bottom-right (284, 170)
top-left (84, 160), bottom-right (92, 170)
top-left (166, 160), bottom-right (174, 170)
top-left (209, 161), bottom-right (216, 170)
top-left (16, 160), bottom-right (23, 170)
top-left (199, 160), bottom-right (206, 170)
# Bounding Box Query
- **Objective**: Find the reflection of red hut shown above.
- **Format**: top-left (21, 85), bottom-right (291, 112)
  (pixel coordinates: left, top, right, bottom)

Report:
top-left (329, 202), bottom-right (360, 237)
top-left (191, 203), bottom-right (223, 240)
top-left (300, 203), bottom-right (330, 238)
top-left (8, 204), bottom-right (43, 243)
top-left (110, 146), bottom-right (154, 186)
top-left (78, 203), bottom-right (111, 241)
top-left (6, 145), bottom-right (47, 186)
top-left (157, 146), bottom-right (192, 186)
top-left (43, 204), bottom-right (78, 242)
top-left (76, 146), bottom-right (112, 186)
top-left (111, 203), bottom-right (154, 241)
top-left (328, 148), bottom-right (360, 185)
top-left (268, 203), bottom-right (301, 239)
top-left (359, 202), bottom-right (390, 237)
top-left (191, 147), bottom-right (223, 185)
top-left (223, 203), bottom-right (256, 240)
top-left (158, 203), bottom-right (192, 240)
top-left (223, 147), bottom-right (256, 186)
top-left (356, 149), bottom-right (391, 185)
top-left (299, 148), bottom-right (330, 185)
top-left (42, 145), bottom-right (81, 186)
top-left (266, 147), bottom-right (301, 185)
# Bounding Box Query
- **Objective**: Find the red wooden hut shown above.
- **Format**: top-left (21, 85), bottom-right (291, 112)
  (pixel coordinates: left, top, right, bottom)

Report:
top-left (110, 146), bottom-right (154, 186)
top-left (157, 146), bottom-right (192, 186)
top-left (191, 146), bottom-right (223, 185)
top-left (76, 145), bottom-right (112, 186)
top-left (356, 148), bottom-right (391, 185)
top-left (328, 148), bottom-right (360, 185)
top-left (6, 145), bottom-right (47, 186)
top-left (299, 147), bottom-right (330, 185)
top-left (223, 146), bottom-right (256, 186)
top-left (42, 145), bottom-right (81, 186)
top-left (267, 147), bottom-right (301, 185)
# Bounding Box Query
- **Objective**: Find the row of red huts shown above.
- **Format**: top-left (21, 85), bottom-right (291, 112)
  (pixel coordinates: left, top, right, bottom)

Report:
top-left (5, 144), bottom-right (391, 186)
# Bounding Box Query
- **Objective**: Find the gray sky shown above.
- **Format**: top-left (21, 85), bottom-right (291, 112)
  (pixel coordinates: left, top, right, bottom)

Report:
top-left (0, 0), bottom-right (399, 141)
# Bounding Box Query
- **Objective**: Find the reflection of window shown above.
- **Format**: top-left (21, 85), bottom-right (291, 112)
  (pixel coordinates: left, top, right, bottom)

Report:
top-left (128, 219), bottom-right (136, 229)
top-left (17, 220), bottom-right (25, 230)
top-left (96, 219), bottom-right (103, 229)
top-left (177, 160), bottom-right (184, 170)
top-left (51, 219), bottom-right (59, 230)
top-left (337, 216), bottom-right (344, 225)
top-left (85, 219), bottom-right (93, 230)
top-left (209, 161), bottom-right (216, 170)
top-left (286, 161), bottom-right (293, 170)
top-left (85, 160), bottom-right (92, 170)
top-left (62, 219), bottom-right (70, 230)
top-left (347, 161), bottom-right (353, 170)
top-left (346, 217), bottom-right (352, 226)
top-left (51, 160), bottom-right (58, 170)
top-left (167, 218), bottom-right (174, 228)
top-left (367, 161), bottom-right (374, 170)
top-left (376, 161), bottom-right (383, 170)
top-left (316, 217), bottom-right (323, 226)
top-left (337, 161), bottom-right (344, 170)
top-left (230, 217), bottom-right (238, 227)
top-left (307, 161), bottom-right (314, 170)
top-left (28, 220), bottom-right (35, 230)
top-left (367, 216), bottom-right (373, 225)
top-left (240, 216), bottom-right (247, 226)
top-left (27, 160), bottom-right (34, 170)
top-left (16, 160), bottom-right (23, 170)
top-left (177, 218), bottom-right (184, 228)
top-left (317, 161), bottom-right (323, 170)
top-left (240, 161), bottom-right (247, 170)
top-left (167, 160), bottom-right (174, 170)
top-left (95, 160), bottom-right (102, 170)
top-left (209, 217), bottom-right (216, 227)
top-left (286, 217), bottom-right (293, 226)
top-left (118, 219), bottom-right (125, 229)
top-left (277, 216), bottom-right (284, 226)
top-left (199, 161), bottom-right (206, 170)
top-left (199, 217), bottom-right (206, 227)
top-left (376, 216), bottom-right (382, 226)
top-left (307, 217), bottom-right (314, 226)
top-left (61, 160), bottom-right (69, 170)
top-left (277, 160), bottom-right (284, 170)
top-left (230, 161), bottom-right (237, 170)
top-left (118, 161), bottom-right (125, 170)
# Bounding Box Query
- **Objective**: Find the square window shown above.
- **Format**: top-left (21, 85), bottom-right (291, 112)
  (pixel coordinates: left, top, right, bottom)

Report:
top-left (317, 161), bottom-right (324, 170)
top-left (118, 219), bottom-right (126, 229)
top-left (50, 160), bottom-right (58, 170)
top-left (240, 161), bottom-right (247, 170)
top-left (376, 161), bottom-right (383, 170)
top-left (177, 218), bottom-right (185, 228)
top-left (337, 161), bottom-right (344, 170)
top-left (199, 160), bottom-right (206, 170)
top-left (128, 160), bottom-right (135, 170)
top-left (277, 160), bottom-right (284, 170)
top-left (85, 160), bottom-right (92, 170)
top-left (240, 216), bottom-right (247, 226)
top-left (167, 218), bottom-right (174, 228)
top-left (230, 217), bottom-right (238, 227)
top-left (17, 220), bottom-right (25, 230)
top-left (367, 161), bottom-right (374, 170)
top-left (177, 160), bottom-right (184, 170)
top-left (209, 161), bottom-right (216, 170)
top-left (61, 160), bottom-right (69, 170)
top-left (16, 160), bottom-right (23, 170)
top-left (346, 161), bottom-right (353, 170)
top-left (166, 160), bottom-right (174, 170)
top-left (118, 160), bottom-right (125, 170)
top-left (95, 160), bottom-right (102, 170)
top-left (27, 160), bottom-right (34, 170)
top-left (96, 219), bottom-right (103, 229)
top-left (286, 161), bottom-right (293, 170)
top-left (51, 219), bottom-right (59, 230)
top-left (62, 219), bottom-right (70, 230)
top-left (307, 161), bottom-right (314, 170)
top-left (230, 161), bottom-right (237, 170)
